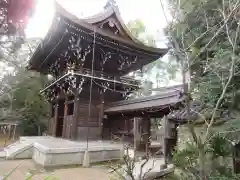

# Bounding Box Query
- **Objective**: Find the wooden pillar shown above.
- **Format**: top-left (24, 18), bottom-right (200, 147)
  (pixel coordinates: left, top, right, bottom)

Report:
top-left (72, 95), bottom-right (79, 140)
top-left (99, 93), bottom-right (104, 140)
top-left (47, 118), bottom-right (51, 135)
top-left (48, 105), bottom-right (52, 135)
top-left (62, 95), bottom-right (68, 138)
top-left (133, 117), bottom-right (141, 152)
top-left (146, 117), bottom-right (151, 156)
top-left (52, 101), bottom-right (58, 137)
top-left (12, 124), bottom-right (16, 141)
top-left (163, 115), bottom-right (175, 164)
top-left (8, 124), bottom-right (11, 139)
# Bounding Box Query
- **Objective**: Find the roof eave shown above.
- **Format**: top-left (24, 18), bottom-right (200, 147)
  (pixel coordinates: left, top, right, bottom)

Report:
top-left (56, 3), bottom-right (168, 56)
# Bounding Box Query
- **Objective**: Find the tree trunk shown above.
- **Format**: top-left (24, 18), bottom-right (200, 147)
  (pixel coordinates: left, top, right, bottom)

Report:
top-left (199, 146), bottom-right (207, 180)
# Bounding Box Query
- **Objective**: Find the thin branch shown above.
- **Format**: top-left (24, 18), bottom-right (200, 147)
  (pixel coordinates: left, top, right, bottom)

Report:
top-left (184, 21), bottom-right (224, 51)
top-left (203, 18), bottom-right (240, 143)
top-left (207, 129), bottom-right (240, 143)
top-left (110, 166), bottom-right (127, 180)
top-left (204, 11), bottom-right (209, 30)
top-left (189, 108), bottom-right (209, 126)
top-left (221, 0), bottom-right (234, 47)
top-left (191, 1), bottom-right (240, 64)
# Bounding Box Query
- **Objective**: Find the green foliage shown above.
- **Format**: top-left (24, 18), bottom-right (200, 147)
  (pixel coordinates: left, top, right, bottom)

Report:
top-left (207, 170), bottom-right (240, 180)
top-left (208, 135), bottom-right (232, 158)
top-left (169, 0), bottom-right (240, 110)
top-left (127, 19), bottom-right (146, 41)
top-left (12, 71), bottom-right (49, 135)
top-left (127, 19), bottom-right (180, 87)
top-left (0, 69), bottom-right (49, 136)
top-left (173, 133), bottom-right (236, 179)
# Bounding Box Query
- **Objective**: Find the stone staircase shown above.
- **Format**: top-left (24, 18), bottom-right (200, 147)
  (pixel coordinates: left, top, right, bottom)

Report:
top-left (3, 136), bottom-right (54, 160)
top-left (0, 149), bottom-right (5, 160)
top-left (4, 140), bottom-right (33, 159)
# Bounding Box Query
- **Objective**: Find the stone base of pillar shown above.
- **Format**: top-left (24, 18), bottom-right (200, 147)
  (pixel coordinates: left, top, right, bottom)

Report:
top-left (120, 143), bottom-right (125, 160)
top-left (82, 150), bottom-right (90, 167)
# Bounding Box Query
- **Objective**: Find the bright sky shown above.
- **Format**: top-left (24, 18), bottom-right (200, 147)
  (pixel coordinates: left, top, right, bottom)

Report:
top-left (25, 0), bottom-right (170, 43)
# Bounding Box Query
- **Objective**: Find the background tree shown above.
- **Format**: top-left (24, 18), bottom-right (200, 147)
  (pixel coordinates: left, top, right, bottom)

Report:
top-left (127, 19), bottom-right (180, 91)
top-left (161, 0), bottom-right (240, 179)
top-left (0, 39), bottom-right (49, 136)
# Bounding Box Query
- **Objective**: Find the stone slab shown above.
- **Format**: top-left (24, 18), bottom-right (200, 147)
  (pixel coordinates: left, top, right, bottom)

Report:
top-left (5, 136), bottom-right (122, 167)
top-left (32, 138), bottom-right (122, 167)
top-left (33, 148), bottom-right (84, 167)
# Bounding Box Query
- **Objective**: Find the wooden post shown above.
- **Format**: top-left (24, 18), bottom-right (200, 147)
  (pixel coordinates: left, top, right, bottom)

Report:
top-left (8, 124), bottom-right (11, 140)
top-left (133, 117), bottom-right (141, 152)
top-left (48, 103), bottom-right (54, 135)
top-left (62, 95), bottom-right (68, 138)
top-left (99, 93), bottom-right (104, 140)
top-left (12, 124), bottom-right (16, 141)
top-left (72, 95), bottom-right (79, 140)
top-left (146, 117), bottom-right (151, 156)
top-left (52, 101), bottom-right (58, 137)
top-left (163, 115), bottom-right (169, 165)
top-left (163, 115), bottom-right (176, 165)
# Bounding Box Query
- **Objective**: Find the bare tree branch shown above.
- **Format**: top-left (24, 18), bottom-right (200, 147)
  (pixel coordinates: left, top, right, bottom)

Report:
top-left (203, 0), bottom-right (240, 143)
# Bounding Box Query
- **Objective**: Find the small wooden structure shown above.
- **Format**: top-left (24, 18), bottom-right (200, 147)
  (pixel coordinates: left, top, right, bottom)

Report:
top-left (0, 121), bottom-right (19, 141)
top-left (27, 1), bottom-right (183, 156)
top-left (104, 87), bottom-right (183, 151)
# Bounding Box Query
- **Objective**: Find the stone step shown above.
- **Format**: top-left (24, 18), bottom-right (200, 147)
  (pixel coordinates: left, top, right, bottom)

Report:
top-left (4, 136), bottom-right (54, 160)
top-left (0, 149), bottom-right (5, 158)
top-left (4, 141), bottom-right (33, 159)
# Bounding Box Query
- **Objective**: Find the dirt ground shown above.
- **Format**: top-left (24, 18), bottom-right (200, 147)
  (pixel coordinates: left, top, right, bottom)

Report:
top-left (0, 160), bottom-right (111, 180)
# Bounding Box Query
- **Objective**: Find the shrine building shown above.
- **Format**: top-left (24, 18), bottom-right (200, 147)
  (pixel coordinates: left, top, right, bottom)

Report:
top-left (28, 1), bottom-right (182, 153)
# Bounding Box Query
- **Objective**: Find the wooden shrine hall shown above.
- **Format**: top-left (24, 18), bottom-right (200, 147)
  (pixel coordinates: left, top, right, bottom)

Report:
top-left (27, 1), bottom-right (181, 152)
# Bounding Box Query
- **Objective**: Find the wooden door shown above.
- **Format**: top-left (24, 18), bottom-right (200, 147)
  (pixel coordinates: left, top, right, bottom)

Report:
top-left (62, 96), bottom-right (76, 139)
top-left (56, 99), bottom-right (65, 137)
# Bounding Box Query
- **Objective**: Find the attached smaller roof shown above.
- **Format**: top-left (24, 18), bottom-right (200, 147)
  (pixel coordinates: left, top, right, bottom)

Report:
top-left (105, 87), bottom-right (183, 113)
top-left (168, 102), bottom-right (202, 123)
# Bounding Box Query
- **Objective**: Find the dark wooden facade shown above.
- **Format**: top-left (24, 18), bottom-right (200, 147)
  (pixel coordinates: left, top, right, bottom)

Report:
top-left (103, 87), bottom-right (183, 151)
top-left (27, 1), bottom-right (171, 144)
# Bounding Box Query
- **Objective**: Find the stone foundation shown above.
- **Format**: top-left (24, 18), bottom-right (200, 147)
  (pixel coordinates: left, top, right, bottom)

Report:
top-left (32, 138), bottom-right (122, 167)
top-left (33, 148), bottom-right (84, 167)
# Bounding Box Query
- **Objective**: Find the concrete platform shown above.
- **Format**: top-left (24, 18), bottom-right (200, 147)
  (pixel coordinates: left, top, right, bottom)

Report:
top-left (32, 138), bottom-right (122, 167)
top-left (5, 136), bottom-right (55, 159)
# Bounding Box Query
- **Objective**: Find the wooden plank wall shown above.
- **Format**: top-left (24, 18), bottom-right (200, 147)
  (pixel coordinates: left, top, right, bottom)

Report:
top-left (75, 97), bottom-right (102, 140)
